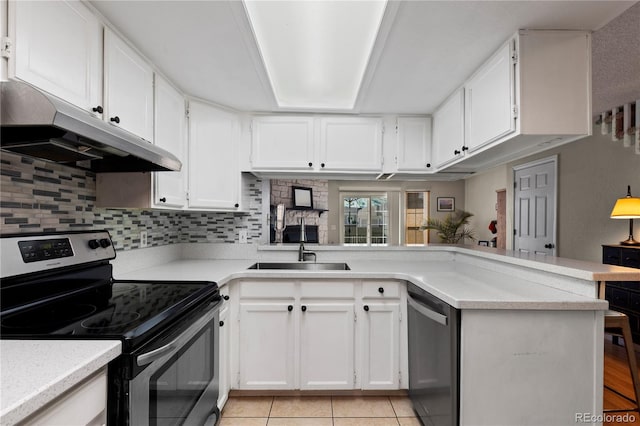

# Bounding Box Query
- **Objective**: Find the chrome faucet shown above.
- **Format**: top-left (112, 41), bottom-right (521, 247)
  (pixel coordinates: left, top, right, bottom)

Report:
top-left (298, 217), bottom-right (316, 262)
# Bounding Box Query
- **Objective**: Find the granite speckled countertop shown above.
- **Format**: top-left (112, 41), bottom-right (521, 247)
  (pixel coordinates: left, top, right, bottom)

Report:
top-left (0, 340), bottom-right (121, 425)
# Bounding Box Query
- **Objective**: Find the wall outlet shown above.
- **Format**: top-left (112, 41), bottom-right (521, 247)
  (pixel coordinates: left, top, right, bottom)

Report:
top-left (238, 229), bottom-right (248, 244)
top-left (140, 231), bottom-right (148, 248)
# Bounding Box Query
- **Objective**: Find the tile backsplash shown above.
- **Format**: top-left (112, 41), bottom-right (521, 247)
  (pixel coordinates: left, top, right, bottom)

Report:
top-left (0, 151), bottom-right (263, 250)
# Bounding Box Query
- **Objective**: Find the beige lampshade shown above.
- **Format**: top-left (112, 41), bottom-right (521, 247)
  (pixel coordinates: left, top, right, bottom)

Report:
top-left (610, 197), bottom-right (640, 219)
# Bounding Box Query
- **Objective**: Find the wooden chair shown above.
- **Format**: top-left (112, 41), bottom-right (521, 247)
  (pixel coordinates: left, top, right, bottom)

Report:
top-left (600, 281), bottom-right (640, 412)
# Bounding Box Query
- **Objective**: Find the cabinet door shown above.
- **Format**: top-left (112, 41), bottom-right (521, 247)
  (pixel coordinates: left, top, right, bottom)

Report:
top-left (251, 116), bottom-right (315, 170)
top-left (104, 29), bottom-right (154, 142)
top-left (218, 300), bottom-right (230, 409)
top-left (11, 0), bottom-right (103, 115)
top-left (154, 75), bottom-right (187, 208)
top-left (319, 117), bottom-right (382, 171)
top-left (188, 100), bottom-right (239, 210)
top-left (361, 303), bottom-right (401, 390)
top-left (432, 89), bottom-right (465, 168)
top-left (238, 303), bottom-right (295, 389)
top-left (396, 117), bottom-right (433, 171)
top-left (299, 303), bottom-right (355, 390)
top-left (465, 40), bottom-right (515, 152)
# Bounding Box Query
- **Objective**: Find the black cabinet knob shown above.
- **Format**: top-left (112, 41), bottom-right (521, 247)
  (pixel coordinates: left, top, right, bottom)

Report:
top-left (544, 243), bottom-right (555, 249)
top-left (99, 238), bottom-right (111, 248)
top-left (92, 105), bottom-right (103, 114)
top-left (426, 163), bottom-right (431, 168)
top-left (462, 146), bottom-right (469, 151)
top-left (223, 295), bottom-right (230, 301)
top-left (378, 287), bottom-right (384, 294)
top-left (301, 305), bottom-right (307, 312)
top-left (110, 116), bottom-right (120, 124)
top-left (219, 321), bottom-right (224, 327)
top-left (308, 162), bottom-right (313, 167)
top-left (454, 149), bottom-right (461, 155)
top-left (88, 239), bottom-right (100, 249)
top-left (234, 203), bottom-right (239, 208)
top-left (364, 305), bottom-right (369, 311)
top-left (288, 305), bottom-right (293, 312)
top-left (159, 197), bottom-right (167, 203)
top-left (321, 163), bottom-right (325, 168)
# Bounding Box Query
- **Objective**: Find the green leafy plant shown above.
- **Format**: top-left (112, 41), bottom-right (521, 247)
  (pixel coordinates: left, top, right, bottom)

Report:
top-left (420, 210), bottom-right (475, 244)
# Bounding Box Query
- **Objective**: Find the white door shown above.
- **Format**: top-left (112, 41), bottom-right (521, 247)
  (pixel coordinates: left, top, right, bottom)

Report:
top-left (513, 157), bottom-right (557, 255)
top-left (396, 117), bottom-right (433, 171)
top-left (250, 116), bottom-right (315, 170)
top-left (465, 40), bottom-right (516, 152)
top-left (238, 303), bottom-right (295, 389)
top-left (361, 303), bottom-right (401, 390)
top-left (188, 100), bottom-right (239, 210)
top-left (154, 75), bottom-right (187, 208)
top-left (11, 0), bottom-right (103, 115)
top-left (319, 117), bottom-right (382, 171)
top-left (104, 29), bottom-right (154, 142)
top-left (299, 303), bottom-right (355, 390)
top-left (432, 89), bottom-right (465, 168)
top-left (217, 300), bottom-right (230, 409)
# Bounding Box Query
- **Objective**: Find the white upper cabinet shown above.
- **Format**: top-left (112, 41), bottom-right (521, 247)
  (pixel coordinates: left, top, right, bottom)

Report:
top-left (465, 40), bottom-right (515, 152)
top-left (188, 99), bottom-right (240, 210)
top-left (154, 75), bottom-right (187, 208)
top-left (104, 28), bottom-right (154, 142)
top-left (432, 89), bottom-right (465, 168)
top-left (395, 117), bottom-right (433, 171)
top-left (250, 116), bottom-right (315, 171)
top-left (319, 117), bottom-right (383, 172)
top-left (10, 0), bottom-right (103, 115)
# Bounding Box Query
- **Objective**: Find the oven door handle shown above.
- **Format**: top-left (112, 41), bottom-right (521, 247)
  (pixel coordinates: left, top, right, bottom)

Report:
top-left (408, 295), bottom-right (448, 326)
top-left (136, 339), bottom-right (179, 366)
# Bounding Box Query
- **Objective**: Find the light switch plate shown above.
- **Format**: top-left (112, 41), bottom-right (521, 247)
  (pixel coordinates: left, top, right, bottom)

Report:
top-left (239, 229), bottom-right (248, 244)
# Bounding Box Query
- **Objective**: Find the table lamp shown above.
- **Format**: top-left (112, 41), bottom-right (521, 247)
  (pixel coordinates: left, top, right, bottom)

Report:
top-left (610, 185), bottom-right (640, 246)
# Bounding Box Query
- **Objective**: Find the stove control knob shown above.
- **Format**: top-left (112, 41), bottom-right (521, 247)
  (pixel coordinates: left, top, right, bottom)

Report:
top-left (88, 239), bottom-right (101, 249)
top-left (99, 238), bottom-right (111, 248)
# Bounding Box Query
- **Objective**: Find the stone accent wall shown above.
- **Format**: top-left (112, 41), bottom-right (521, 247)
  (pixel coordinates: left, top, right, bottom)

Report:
top-left (270, 179), bottom-right (328, 244)
top-left (0, 151), bottom-right (262, 250)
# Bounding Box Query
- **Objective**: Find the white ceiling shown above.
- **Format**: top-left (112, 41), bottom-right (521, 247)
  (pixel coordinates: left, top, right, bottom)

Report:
top-left (89, 0), bottom-right (636, 115)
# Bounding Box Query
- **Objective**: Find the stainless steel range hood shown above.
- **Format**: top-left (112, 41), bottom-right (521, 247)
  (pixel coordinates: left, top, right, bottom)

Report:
top-left (0, 81), bottom-right (181, 172)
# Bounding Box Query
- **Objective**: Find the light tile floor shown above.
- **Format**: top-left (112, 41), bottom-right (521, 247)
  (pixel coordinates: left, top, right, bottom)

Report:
top-left (220, 396), bottom-right (420, 426)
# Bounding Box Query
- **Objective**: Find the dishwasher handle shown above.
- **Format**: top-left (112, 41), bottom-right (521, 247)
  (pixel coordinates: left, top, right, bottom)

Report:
top-left (408, 295), bottom-right (448, 326)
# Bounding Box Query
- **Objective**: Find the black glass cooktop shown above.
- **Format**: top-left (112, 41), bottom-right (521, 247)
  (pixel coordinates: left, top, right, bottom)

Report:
top-left (0, 280), bottom-right (220, 349)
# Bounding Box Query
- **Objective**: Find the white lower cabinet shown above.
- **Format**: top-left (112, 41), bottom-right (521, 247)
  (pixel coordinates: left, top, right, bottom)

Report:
top-left (299, 303), bottom-right (355, 390)
top-left (232, 279), bottom-right (406, 391)
top-left (23, 369), bottom-right (107, 426)
top-left (238, 302), bottom-right (296, 389)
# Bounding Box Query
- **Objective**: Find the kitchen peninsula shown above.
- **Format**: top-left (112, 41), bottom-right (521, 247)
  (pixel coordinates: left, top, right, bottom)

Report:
top-left (112, 244), bottom-right (639, 426)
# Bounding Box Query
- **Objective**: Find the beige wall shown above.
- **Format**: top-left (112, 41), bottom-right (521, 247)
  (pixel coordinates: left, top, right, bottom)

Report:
top-left (327, 179), bottom-right (465, 245)
top-left (464, 165), bottom-right (509, 244)
top-left (465, 128), bottom-right (640, 262)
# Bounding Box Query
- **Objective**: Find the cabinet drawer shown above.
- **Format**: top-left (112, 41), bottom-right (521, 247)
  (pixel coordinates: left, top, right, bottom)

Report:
top-left (24, 369), bottom-right (106, 426)
top-left (362, 281), bottom-right (401, 299)
top-left (603, 246), bottom-right (621, 265)
top-left (300, 281), bottom-right (355, 299)
top-left (621, 248), bottom-right (640, 268)
top-left (239, 281), bottom-right (295, 298)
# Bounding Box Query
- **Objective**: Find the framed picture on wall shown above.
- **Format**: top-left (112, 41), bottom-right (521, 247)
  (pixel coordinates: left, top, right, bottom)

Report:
top-left (437, 197), bottom-right (455, 212)
top-left (293, 186), bottom-right (314, 209)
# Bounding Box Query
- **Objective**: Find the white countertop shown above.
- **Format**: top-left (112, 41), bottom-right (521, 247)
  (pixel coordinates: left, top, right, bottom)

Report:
top-left (0, 340), bottom-right (121, 425)
top-left (116, 258), bottom-right (610, 310)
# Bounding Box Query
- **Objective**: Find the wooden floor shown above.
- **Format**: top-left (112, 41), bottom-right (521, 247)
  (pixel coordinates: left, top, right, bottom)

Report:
top-left (604, 337), bottom-right (640, 425)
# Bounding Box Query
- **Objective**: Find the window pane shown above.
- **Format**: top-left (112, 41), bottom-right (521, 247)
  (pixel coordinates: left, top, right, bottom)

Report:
top-left (371, 195), bottom-right (388, 245)
top-left (405, 191), bottom-right (428, 245)
top-left (342, 194), bottom-right (387, 246)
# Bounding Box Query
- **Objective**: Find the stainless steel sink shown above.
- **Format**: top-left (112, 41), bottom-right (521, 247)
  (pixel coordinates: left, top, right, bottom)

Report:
top-left (248, 262), bottom-right (350, 271)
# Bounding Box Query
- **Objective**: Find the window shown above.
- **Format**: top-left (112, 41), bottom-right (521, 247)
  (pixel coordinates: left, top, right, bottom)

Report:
top-left (342, 193), bottom-right (388, 245)
top-left (405, 191), bottom-right (429, 245)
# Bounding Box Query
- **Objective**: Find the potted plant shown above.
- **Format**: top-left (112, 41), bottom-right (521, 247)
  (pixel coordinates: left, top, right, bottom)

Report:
top-left (421, 210), bottom-right (475, 244)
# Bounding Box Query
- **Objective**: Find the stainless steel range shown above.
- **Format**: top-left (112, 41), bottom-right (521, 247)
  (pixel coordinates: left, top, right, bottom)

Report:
top-left (0, 230), bottom-right (222, 425)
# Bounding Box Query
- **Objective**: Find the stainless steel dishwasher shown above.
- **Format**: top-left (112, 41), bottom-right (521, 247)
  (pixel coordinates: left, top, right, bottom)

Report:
top-left (407, 282), bottom-right (460, 426)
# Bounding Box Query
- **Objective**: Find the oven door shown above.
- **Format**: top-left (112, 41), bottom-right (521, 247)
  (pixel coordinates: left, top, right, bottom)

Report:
top-left (129, 301), bottom-right (221, 426)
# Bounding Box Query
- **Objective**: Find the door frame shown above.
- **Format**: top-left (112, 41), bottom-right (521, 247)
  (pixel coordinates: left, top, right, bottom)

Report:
top-left (512, 155), bottom-right (558, 255)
